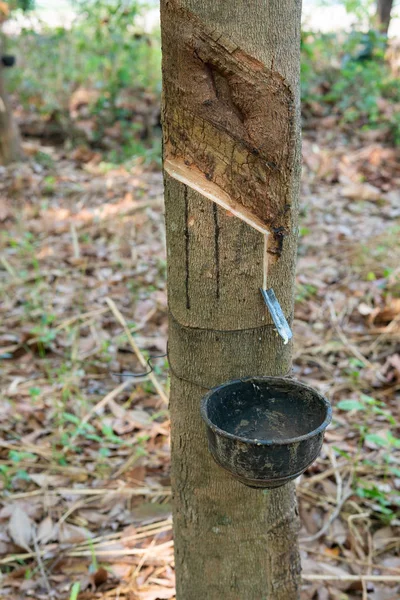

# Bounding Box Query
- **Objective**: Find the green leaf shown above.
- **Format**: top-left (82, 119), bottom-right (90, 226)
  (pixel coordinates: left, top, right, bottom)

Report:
top-left (9, 450), bottom-right (37, 463)
top-left (365, 433), bottom-right (389, 447)
top-left (69, 582), bottom-right (80, 600)
top-left (333, 447), bottom-right (351, 459)
top-left (98, 447), bottom-right (110, 457)
top-left (62, 412), bottom-right (81, 425)
top-left (337, 399), bottom-right (365, 411)
top-left (359, 394), bottom-right (377, 405)
top-left (387, 432), bottom-right (400, 448)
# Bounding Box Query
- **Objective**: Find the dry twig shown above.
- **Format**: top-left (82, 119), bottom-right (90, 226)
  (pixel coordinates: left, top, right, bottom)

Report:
top-left (105, 297), bottom-right (169, 405)
top-left (301, 446), bottom-right (352, 543)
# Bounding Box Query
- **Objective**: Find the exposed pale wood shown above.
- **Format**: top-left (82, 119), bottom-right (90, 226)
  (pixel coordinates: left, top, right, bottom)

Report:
top-left (165, 157), bottom-right (269, 235)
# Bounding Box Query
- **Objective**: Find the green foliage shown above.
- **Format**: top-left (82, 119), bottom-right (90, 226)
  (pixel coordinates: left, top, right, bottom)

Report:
top-left (5, 0), bottom-right (35, 12)
top-left (342, 0), bottom-right (374, 23)
top-left (296, 282), bottom-right (317, 303)
top-left (6, 0), bottom-right (400, 158)
top-left (7, 0), bottom-right (161, 163)
top-left (337, 393), bottom-right (400, 522)
top-left (319, 0), bottom-right (377, 27)
top-left (302, 28), bottom-right (400, 144)
top-left (72, 0), bottom-right (158, 99)
top-left (356, 481), bottom-right (399, 520)
top-left (69, 582), bottom-right (80, 600)
top-left (338, 393), bottom-right (396, 424)
top-left (337, 399), bottom-right (365, 411)
top-left (9, 450), bottom-right (37, 462)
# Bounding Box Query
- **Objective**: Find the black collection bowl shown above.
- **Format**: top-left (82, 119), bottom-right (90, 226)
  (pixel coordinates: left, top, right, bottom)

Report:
top-left (201, 376), bottom-right (332, 489)
top-left (2, 55), bottom-right (15, 68)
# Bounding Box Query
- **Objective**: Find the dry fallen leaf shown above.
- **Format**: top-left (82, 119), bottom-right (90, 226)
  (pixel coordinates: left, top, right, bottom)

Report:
top-left (323, 546), bottom-right (341, 558)
top-left (2, 77), bottom-right (400, 600)
top-left (138, 588), bottom-right (176, 600)
top-left (58, 523), bottom-right (93, 544)
top-left (0, 196), bottom-right (11, 221)
top-left (372, 526), bottom-right (394, 552)
top-left (36, 516), bottom-right (56, 544)
top-left (132, 503), bottom-right (172, 525)
top-left (370, 299), bottom-right (400, 325)
top-left (90, 566), bottom-right (108, 588)
top-left (8, 505), bottom-right (33, 551)
top-left (0, 1), bottom-right (9, 18)
top-left (30, 473), bottom-right (68, 488)
top-left (358, 302), bottom-right (374, 316)
top-left (382, 353), bottom-right (400, 382)
top-left (341, 183), bottom-right (383, 202)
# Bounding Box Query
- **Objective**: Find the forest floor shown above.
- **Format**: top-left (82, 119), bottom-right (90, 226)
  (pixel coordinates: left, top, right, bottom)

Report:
top-left (1, 121), bottom-right (400, 600)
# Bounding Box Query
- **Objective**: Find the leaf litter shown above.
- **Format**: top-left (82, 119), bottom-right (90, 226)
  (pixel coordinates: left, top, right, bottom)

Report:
top-left (0, 119), bottom-right (399, 599)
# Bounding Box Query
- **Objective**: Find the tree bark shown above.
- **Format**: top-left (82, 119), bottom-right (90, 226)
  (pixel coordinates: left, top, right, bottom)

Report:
top-left (161, 1), bottom-right (302, 599)
top-left (0, 42), bottom-right (22, 164)
top-left (376, 0), bottom-right (394, 34)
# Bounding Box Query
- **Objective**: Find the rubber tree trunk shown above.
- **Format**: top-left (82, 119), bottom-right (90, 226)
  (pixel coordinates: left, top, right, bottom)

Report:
top-left (0, 42), bottom-right (22, 165)
top-left (375, 0), bottom-right (394, 34)
top-left (161, 1), bottom-right (302, 599)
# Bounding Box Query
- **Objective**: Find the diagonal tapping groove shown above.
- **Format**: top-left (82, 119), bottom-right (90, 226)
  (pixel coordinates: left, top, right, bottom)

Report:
top-left (162, 4), bottom-right (295, 260)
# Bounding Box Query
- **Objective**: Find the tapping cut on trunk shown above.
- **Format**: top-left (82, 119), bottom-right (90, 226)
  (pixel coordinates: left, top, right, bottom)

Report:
top-left (162, 1), bottom-right (296, 258)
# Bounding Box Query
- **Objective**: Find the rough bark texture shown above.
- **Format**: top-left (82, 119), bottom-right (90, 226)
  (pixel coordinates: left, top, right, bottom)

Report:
top-left (161, 1), bottom-right (302, 598)
top-left (376, 0), bottom-right (394, 34)
top-left (162, 4), bottom-right (296, 254)
top-left (0, 44), bottom-right (22, 165)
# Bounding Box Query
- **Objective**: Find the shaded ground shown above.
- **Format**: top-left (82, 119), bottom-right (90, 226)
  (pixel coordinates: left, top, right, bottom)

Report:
top-left (0, 126), bottom-right (400, 599)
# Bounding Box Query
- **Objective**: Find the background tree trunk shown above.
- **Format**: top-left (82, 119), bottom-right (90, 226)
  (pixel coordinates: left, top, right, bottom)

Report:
top-left (0, 41), bottom-right (22, 164)
top-left (376, 0), bottom-right (394, 34)
top-left (161, 1), bottom-right (302, 599)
